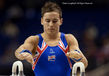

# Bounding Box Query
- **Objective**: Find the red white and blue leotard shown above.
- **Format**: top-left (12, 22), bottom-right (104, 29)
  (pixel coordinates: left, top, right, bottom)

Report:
top-left (32, 33), bottom-right (75, 76)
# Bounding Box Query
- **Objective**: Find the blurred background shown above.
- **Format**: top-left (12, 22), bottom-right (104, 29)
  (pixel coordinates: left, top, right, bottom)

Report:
top-left (0, 0), bottom-right (109, 76)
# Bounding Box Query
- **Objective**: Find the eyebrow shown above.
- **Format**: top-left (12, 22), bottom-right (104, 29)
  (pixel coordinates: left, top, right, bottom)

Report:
top-left (45, 19), bottom-right (50, 20)
top-left (45, 18), bottom-right (58, 20)
top-left (53, 19), bottom-right (58, 20)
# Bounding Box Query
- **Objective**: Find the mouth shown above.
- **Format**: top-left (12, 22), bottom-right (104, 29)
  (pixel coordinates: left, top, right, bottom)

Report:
top-left (49, 28), bottom-right (55, 31)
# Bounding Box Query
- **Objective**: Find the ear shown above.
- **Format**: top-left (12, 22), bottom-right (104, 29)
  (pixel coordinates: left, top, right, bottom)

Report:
top-left (60, 18), bottom-right (63, 26)
top-left (41, 18), bottom-right (43, 25)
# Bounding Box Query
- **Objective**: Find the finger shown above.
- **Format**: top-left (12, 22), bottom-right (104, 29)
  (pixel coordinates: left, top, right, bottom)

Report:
top-left (66, 52), bottom-right (71, 57)
top-left (27, 57), bottom-right (34, 64)
top-left (24, 54), bottom-right (34, 64)
top-left (25, 55), bottom-right (33, 60)
top-left (66, 51), bottom-right (75, 58)
top-left (18, 54), bottom-right (25, 60)
top-left (20, 53), bottom-right (32, 62)
top-left (22, 53), bottom-right (30, 57)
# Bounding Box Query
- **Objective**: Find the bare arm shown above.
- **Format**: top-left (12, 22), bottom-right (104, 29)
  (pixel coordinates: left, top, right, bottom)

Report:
top-left (65, 34), bottom-right (88, 68)
top-left (15, 36), bottom-right (39, 64)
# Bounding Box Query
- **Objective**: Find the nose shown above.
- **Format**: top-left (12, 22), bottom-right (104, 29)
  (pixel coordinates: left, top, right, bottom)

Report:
top-left (49, 21), bottom-right (53, 27)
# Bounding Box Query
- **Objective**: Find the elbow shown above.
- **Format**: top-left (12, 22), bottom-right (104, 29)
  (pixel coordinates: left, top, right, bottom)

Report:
top-left (15, 50), bottom-right (22, 60)
top-left (15, 51), bottom-right (19, 59)
top-left (84, 58), bottom-right (88, 68)
top-left (80, 57), bottom-right (88, 69)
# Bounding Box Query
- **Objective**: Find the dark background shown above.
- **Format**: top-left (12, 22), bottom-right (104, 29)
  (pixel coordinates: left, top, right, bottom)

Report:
top-left (0, 0), bottom-right (109, 76)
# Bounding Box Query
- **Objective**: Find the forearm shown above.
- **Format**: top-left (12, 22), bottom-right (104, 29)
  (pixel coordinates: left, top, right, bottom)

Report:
top-left (73, 49), bottom-right (88, 68)
top-left (72, 51), bottom-right (88, 68)
top-left (15, 44), bottom-right (33, 60)
top-left (65, 34), bottom-right (88, 68)
top-left (15, 44), bottom-right (34, 64)
top-left (15, 45), bottom-right (25, 60)
top-left (66, 49), bottom-right (88, 68)
top-left (80, 55), bottom-right (88, 68)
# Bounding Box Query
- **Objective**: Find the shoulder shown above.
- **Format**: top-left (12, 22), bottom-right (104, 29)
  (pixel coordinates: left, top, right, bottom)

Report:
top-left (24, 35), bottom-right (39, 45)
top-left (65, 34), bottom-right (76, 41)
top-left (26, 35), bottom-right (39, 41)
top-left (65, 33), bottom-right (78, 46)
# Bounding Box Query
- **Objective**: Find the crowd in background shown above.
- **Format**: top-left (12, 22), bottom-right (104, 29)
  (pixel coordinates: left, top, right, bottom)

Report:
top-left (0, 0), bottom-right (109, 76)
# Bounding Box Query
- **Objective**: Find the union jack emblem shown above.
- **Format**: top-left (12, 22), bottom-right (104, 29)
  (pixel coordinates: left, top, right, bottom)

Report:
top-left (48, 55), bottom-right (56, 61)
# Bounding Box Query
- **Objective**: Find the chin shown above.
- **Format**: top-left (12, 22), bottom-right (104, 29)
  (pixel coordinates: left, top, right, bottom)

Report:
top-left (47, 31), bottom-right (56, 34)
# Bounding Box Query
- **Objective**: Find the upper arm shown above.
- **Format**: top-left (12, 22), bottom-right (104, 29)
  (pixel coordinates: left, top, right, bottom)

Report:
top-left (15, 35), bottom-right (39, 54)
top-left (65, 34), bottom-right (79, 51)
top-left (23, 36), bottom-right (39, 51)
top-left (65, 34), bottom-right (88, 68)
top-left (65, 34), bottom-right (85, 56)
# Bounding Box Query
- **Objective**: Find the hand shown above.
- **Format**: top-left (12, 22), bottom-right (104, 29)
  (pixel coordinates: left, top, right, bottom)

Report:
top-left (18, 52), bottom-right (34, 64)
top-left (66, 50), bottom-right (83, 62)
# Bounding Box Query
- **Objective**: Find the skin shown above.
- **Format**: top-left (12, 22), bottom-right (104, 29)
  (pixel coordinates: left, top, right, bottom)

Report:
top-left (15, 11), bottom-right (88, 68)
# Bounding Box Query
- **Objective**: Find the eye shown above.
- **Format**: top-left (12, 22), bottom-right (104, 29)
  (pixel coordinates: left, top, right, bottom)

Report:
top-left (45, 19), bottom-right (50, 23)
top-left (53, 20), bottom-right (58, 23)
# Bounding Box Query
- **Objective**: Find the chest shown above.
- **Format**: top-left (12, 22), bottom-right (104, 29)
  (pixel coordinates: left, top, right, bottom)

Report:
top-left (37, 46), bottom-right (67, 62)
top-left (44, 39), bottom-right (60, 46)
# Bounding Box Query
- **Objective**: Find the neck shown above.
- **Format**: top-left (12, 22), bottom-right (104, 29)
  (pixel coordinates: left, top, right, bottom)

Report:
top-left (43, 32), bottom-right (60, 40)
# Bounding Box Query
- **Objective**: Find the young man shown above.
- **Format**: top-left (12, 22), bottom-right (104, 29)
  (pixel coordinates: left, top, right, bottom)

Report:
top-left (15, 1), bottom-right (88, 76)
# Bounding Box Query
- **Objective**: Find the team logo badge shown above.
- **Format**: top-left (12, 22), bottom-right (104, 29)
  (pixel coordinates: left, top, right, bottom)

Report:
top-left (48, 49), bottom-right (56, 61)
top-left (48, 55), bottom-right (56, 61)
top-left (50, 48), bottom-right (55, 54)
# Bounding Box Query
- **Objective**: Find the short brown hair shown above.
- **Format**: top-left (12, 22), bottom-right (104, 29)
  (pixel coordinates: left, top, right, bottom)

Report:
top-left (41, 1), bottom-right (62, 18)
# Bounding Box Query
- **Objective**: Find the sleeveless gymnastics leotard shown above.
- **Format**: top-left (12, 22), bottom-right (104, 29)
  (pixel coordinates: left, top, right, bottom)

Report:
top-left (32, 33), bottom-right (75, 76)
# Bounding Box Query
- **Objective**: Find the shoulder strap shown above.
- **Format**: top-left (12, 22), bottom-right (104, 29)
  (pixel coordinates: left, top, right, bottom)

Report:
top-left (37, 34), bottom-right (43, 48)
top-left (60, 33), bottom-right (68, 48)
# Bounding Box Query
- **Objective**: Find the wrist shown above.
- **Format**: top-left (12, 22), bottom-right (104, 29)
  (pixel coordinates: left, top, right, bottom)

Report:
top-left (20, 49), bottom-right (32, 55)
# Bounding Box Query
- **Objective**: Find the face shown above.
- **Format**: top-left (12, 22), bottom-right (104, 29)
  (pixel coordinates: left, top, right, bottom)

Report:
top-left (41, 12), bottom-right (63, 35)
